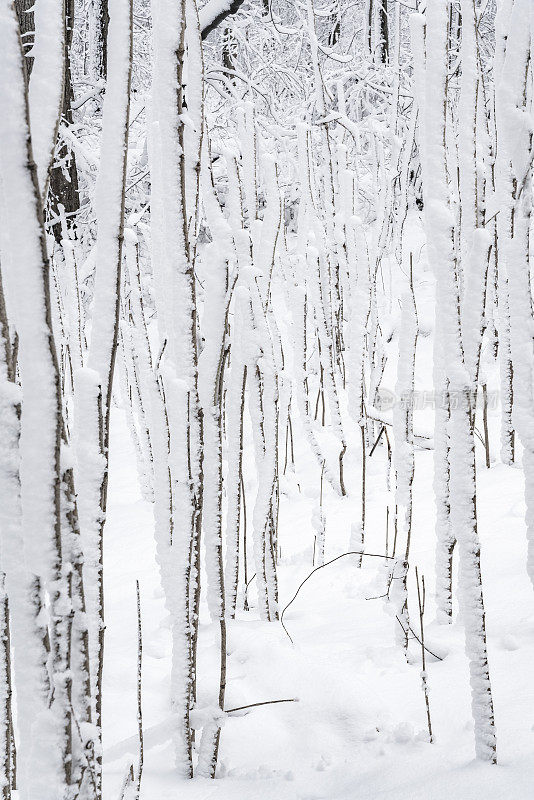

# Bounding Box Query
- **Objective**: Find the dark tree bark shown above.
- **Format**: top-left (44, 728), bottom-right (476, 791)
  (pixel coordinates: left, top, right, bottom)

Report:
top-left (14, 0), bottom-right (34, 76)
top-left (49, 0), bottom-right (80, 241)
top-left (92, 0), bottom-right (110, 81)
top-left (201, 0), bottom-right (245, 40)
top-left (222, 27), bottom-right (236, 72)
top-left (378, 0), bottom-right (388, 63)
top-left (15, 0), bottom-right (80, 233)
top-left (366, 0), bottom-right (389, 62)
top-left (328, 16), bottom-right (341, 47)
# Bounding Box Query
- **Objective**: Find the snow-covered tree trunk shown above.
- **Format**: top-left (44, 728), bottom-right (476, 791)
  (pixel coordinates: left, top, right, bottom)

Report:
top-left (495, 0), bottom-right (534, 588)
top-left (0, 3), bottom-right (81, 793)
top-left (0, 574), bottom-right (12, 799)
top-left (89, 0), bottom-right (109, 81)
top-left (75, 0), bottom-right (132, 790)
top-left (347, 216), bottom-right (371, 562)
top-left (493, 0), bottom-right (515, 466)
top-left (196, 145), bottom-right (231, 778)
top-left (151, 0), bottom-right (204, 776)
top-left (392, 276), bottom-right (418, 650)
top-left (411, 10), bottom-right (455, 624)
top-left (421, 0), bottom-right (497, 762)
top-left (27, 0), bottom-right (65, 203)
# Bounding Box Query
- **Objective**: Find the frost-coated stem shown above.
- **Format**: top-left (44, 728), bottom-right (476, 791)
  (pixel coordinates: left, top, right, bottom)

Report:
top-left (422, 0), bottom-right (496, 762)
top-left (0, 4), bottom-right (78, 793)
top-left (151, 0), bottom-right (205, 774)
top-left (411, 10), bottom-right (455, 624)
top-left (27, 0), bottom-right (65, 201)
top-left (495, 0), bottom-right (534, 586)
top-left (77, 0), bottom-right (133, 788)
top-left (0, 577), bottom-right (12, 798)
top-left (392, 268), bottom-right (418, 650)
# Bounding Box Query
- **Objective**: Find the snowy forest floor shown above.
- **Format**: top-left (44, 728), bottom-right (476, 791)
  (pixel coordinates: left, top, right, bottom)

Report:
top-left (102, 404), bottom-right (534, 800)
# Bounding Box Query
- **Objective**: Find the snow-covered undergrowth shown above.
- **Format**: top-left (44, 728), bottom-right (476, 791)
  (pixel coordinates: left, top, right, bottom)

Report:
top-left (103, 399), bottom-right (534, 799)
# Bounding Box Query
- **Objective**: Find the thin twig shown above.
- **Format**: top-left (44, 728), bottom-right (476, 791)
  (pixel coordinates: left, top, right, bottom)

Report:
top-left (369, 425), bottom-right (386, 457)
top-left (117, 763), bottom-right (135, 800)
top-left (225, 698), bottom-right (298, 714)
top-left (135, 580), bottom-right (144, 799)
top-left (281, 551), bottom-right (394, 644)
top-left (395, 615), bottom-right (443, 662)
top-left (415, 568), bottom-right (434, 742)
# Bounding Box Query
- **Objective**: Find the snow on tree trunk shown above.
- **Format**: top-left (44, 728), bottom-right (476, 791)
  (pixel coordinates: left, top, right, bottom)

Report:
top-left (420, 0), bottom-right (497, 762)
top-left (76, 0), bottom-right (132, 789)
top-left (151, 0), bottom-right (204, 775)
top-left (0, 3), bottom-right (78, 793)
top-left (27, 0), bottom-right (65, 201)
top-left (411, 10), bottom-right (455, 624)
top-left (392, 279), bottom-right (418, 651)
top-left (495, 0), bottom-right (534, 588)
top-left (196, 196), bottom-right (229, 779)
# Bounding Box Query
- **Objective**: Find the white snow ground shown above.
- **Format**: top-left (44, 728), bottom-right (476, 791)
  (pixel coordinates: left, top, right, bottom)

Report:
top-left (102, 393), bottom-right (534, 799)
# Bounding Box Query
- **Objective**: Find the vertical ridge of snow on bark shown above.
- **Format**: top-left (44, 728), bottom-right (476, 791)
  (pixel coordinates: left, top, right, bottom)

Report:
top-left (493, 0), bottom-right (515, 466)
top-left (0, 269), bottom-right (51, 800)
top-left (189, 34), bottom-right (227, 769)
top-left (0, 574), bottom-right (11, 798)
top-left (294, 123), bottom-right (346, 495)
top-left (392, 281), bottom-right (418, 650)
top-left (462, 228), bottom-right (491, 386)
top-left (224, 350), bottom-right (246, 615)
top-left (307, 243), bottom-right (347, 494)
top-left (0, 3), bottom-right (74, 794)
top-left (458, 0), bottom-right (478, 295)
top-left (122, 233), bottom-right (155, 502)
top-left (195, 231), bottom-right (227, 777)
top-left (256, 153), bottom-right (282, 303)
top-left (163, 375), bottom-right (195, 777)
top-left (202, 148), bottom-right (244, 619)
top-left (184, 0), bottom-right (204, 256)
top-left (89, 0), bottom-right (133, 413)
top-left (223, 144), bottom-right (279, 620)
top-left (151, 0), bottom-right (203, 776)
top-left (347, 215), bottom-right (371, 559)
top-left (77, 0), bottom-right (132, 789)
top-left (432, 341), bottom-right (454, 623)
top-left (119, 317), bottom-right (154, 502)
top-left (410, 7), bottom-right (454, 624)
top-left (73, 365), bottom-right (105, 757)
top-left (237, 102), bottom-right (257, 223)
top-left (147, 115), bottom-right (171, 345)
top-left (495, 0), bottom-right (534, 588)
top-left (243, 282), bottom-right (278, 620)
top-left (59, 210), bottom-right (84, 375)
top-left (119, 241), bottom-right (156, 503)
top-left (495, 246), bottom-right (515, 465)
top-left (312, 505), bottom-right (326, 566)
top-left (198, 155), bottom-right (229, 625)
top-left (125, 226), bottom-right (179, 768)
top-left (459, 0), bottom-right (491, 392)
top-left (305, 0), bottom-right (343, 343)
top-left (422, 0), bottom-right (497, 762)
top-left (27, 0), bottom-right (65, 201)
top-left (292, 127), bottom-right (332, 484)
top-left (220, 149), bottom-right (248, 616)
top-left (248, 232), bottom-right (281, 616)
top-left (124, 230), bottom-right (173, 579)
top-left (227, 288), bottom-right (251, 601)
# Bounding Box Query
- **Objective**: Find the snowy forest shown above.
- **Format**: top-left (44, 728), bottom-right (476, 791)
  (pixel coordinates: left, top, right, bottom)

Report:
top-left (0, 0), bottom-right (533, 797)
